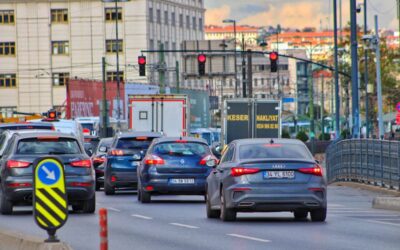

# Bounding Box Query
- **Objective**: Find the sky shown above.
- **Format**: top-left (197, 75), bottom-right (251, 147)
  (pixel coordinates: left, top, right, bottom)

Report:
top-left (205, 0), bottom-right (399, 31)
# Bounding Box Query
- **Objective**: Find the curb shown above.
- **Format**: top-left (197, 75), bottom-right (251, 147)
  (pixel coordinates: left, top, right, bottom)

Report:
top-left (372, 197), bottom-right (400, 212)
top-left (331, 182), bottom-right (400, 197)
top-left (0, 229), bottom-right (72, 250)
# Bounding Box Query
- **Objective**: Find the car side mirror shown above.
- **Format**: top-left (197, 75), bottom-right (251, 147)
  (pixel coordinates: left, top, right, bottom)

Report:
top-left (211, 143), bottom-right (222, 159)
top-left (99, 146), bottom-right (107, 153)
top-left (133, 153), bottom-right (142, 161)
top-left (85, 149), bottom-right (93, 157)
top-left (315, 159), bottom-right (320, 164)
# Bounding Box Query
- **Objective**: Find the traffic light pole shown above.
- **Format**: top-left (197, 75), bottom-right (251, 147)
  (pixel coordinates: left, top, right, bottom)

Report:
top-left (350, 0), bottom-right (360, 138)
top-left (247, 49), bottom-right (253, 98)
top-left (241, 36), bottom-right (247, 98)
top-left (363, 0), bottom-right (370, 138)
top-left (159, 43), bottom-right (166, 94)
top-left (176, 61), bottom-right (180, 94)
top-left (102, 57), bottom-right (108, 138)
top-left (333, 0), bottom-right (341, 139)
top-left (115, 0), bottom-right (121, 130)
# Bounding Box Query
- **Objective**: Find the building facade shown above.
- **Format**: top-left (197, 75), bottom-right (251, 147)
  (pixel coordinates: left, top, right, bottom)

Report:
top-left (0, 0), bottom-right (204, 115)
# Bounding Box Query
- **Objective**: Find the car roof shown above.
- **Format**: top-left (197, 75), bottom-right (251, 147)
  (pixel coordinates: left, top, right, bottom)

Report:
top-left (232, 138), bottom-right (306, 146)
top-left (117, 131), bottom-right (163, 139)
top-left (30, 119), bottom-right (78, 124)
top-left (0, 122), bottom-right (53, 128)
top-left (100, 137), bottom-right (113, 143)
top-left (153, 136), bottom-right (208, 144)
top-left (12, 131), bottom-right (79, 140)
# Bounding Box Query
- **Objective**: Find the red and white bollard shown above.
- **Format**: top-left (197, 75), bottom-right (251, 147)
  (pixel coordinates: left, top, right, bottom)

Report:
top-left (99, 208), bottom-right (108, 250)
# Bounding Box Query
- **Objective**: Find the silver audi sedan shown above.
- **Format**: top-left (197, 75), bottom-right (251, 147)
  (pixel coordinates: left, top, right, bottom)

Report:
top-left (206, 138), bottom-right (327, 222)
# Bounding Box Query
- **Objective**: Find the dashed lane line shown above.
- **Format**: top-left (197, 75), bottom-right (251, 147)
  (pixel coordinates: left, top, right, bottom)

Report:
top-left (107, 207), bottom-right (121, 212)
top-left (169, 223), bottom-right (199, 229)
top-left (227, 234), bottom-right (271, 243)
top-left (366, 220), bottom-right (400, 227)
top-left (131, 214), bottom-right (153, 220)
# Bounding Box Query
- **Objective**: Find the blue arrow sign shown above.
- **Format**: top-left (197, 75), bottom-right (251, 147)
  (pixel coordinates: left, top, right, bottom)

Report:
top-left (396, 102), bottom-right (400, 112)
top-left (37, 161), bottom-right (61, 186)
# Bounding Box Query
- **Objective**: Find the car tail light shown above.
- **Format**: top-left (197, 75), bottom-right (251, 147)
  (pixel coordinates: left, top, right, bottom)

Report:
top-left (51, 125), bottom-right (56, 131)
top-left (7, 182), bottom-right (32, 188)
top-left (144, 154), bottom-right (165, 165)
top-left (110, 150), bottom-right (124, 156)
top-left (93, 157), bottom-right (105, 164)
top-left (175, 140), bottom-right (188, 143)
top-left (70, 159), bottom-right (92, 168)
top-left (145, 186), bottom-right (154, 191)
top-left (37, 136), bottom-right (59, 141)
top-left (111, 176), bottom-right (117, 182)
top-left (6, 160), bottom-right (31, 168)
top-left (70, 182), bottom-right (92, 187)
top-left (199, 155), bottom-right (218, 167)
top-left (231, 167), bottom-right (260, 177)
top-left (298, 165), bottom-right (323, 176)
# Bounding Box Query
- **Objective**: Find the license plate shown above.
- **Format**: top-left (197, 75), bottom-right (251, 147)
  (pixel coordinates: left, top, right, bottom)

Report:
top-left (169, 178), bottom-right (195, 184)
top-left (263, 171), bottom-right (295, 179)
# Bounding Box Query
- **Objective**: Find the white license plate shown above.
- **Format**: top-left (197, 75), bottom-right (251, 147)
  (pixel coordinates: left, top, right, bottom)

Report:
top-left (263, 171), bottom-right (295, 179)
top-left (170, 178), bottom-right (195, 184)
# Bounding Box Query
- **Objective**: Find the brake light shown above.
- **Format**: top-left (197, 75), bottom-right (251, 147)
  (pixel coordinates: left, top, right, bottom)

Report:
top-left (199, 155), bottom-right (218, 167)
top-left (70, 159), bottom-right (92, 168)
top-left (231, 167), bottom-right (260, 177)
top-left (7, 182), bottom-right (32, 188)
top-left (70, 182), bottom-right (92, 187)
top-left (6, 160), bottom-right (31, 168)
top-left (111, 150), bottom-right (124, 156)
top-left (144, 154), bottom-right (165, 165)
top-left (298, 165), bottom-right (323, 176)
top-left (51, 125), bottom-right (56, 131)
top-left (111, 176), bottom-right (117, 182)
top-left (175, 140), bottom-right (188, 143)
top-left (136, 136), bottom-right (148, 141)
top-left (93, 157), bottom-right (105, 164)
top-left (37, 136), bottom-right (59, 141)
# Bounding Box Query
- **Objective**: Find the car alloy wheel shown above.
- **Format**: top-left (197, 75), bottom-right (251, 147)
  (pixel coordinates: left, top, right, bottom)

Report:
top-left (206, 192), bottom-right (220, 219)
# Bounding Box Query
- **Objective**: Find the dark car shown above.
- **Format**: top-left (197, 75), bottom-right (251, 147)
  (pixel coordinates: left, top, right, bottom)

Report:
top-left (206, 138), bottom-right (327, 221)
top-left (91, 138), bottom-right (113, 191)
top-left (0, 131), bottom-right (96, 215)
top-left (103, 132), bottom-right (162, 195)
top-left (137, 137), bottom-right (218, 203)
top-left (0, 122), bottom-right (55, 134)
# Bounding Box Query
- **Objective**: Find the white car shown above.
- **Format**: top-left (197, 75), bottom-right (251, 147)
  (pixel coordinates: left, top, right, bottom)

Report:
top-left (30, 118), bottom-right (84, 143)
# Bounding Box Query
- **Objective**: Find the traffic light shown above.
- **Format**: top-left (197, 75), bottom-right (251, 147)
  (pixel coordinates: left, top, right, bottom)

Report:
top-left (198, 54), bottom-right (206, 76)
top-left (138, 56), bottom-right (146, 76)
top-left (270, 52), bottom-right (278, 73)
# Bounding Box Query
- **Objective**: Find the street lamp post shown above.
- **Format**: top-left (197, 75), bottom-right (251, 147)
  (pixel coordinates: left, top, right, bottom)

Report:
top-left (223, 19), bottom-right (238, 97)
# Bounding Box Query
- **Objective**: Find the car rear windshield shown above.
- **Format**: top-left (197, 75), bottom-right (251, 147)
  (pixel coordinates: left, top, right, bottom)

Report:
top-left (116, 138), bottom-right (155, 150)
top-left (239, 143), bottom-right (312, 160)
top-left (0, 125), bottom-right (52, 134)
top-left (17, 138), bottom-right (81, 155)
top-left (81, 123), bottom-right (94, 131)
top-left (153, 142), bottom-right (209, 157)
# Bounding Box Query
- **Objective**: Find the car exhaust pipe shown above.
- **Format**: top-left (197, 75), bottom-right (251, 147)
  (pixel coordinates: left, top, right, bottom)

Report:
top-left (238, 202), bottom-right (255, 207)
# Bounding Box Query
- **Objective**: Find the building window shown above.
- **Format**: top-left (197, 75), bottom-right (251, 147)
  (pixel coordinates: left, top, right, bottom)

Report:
top-left (165, 41), bottom-right (169, 51)
top-left (0, 106), bottom-right (17, 118)
top-left (172, 42), bottom-right (176, 53)
top-left (107, 71), bottom-right (124, 82)
top-left (192, 17), bottom-right (196, 30)
top-left (106, 39), bottom-right (123, 53)
top-left (164, 10), bottom-right (168, 24)
top-left (0, 10), bottom-right (15, 24)
top-left (0, 74), bottom-right (17, 88)
top-left (0, 42), bottom-right (16, 56)
top-left (171, 12), bottom-right (175, 26)
top-left (52, 41), bottom-right (69, 55)
top-left (51, 9), bottom-right (68, 23)
top-left (149, 7), bottom-right (153, 22)
top-left (156, 9), bottom-right (161, 24)
top-left (105, 7), bottom-right (122, 21)
top-left (199, 18), bottom-right (203, 30)
top-left (186, 15), bottom-right (190, 29)
top-left (149, 39), bottom-right (154, 50)
top-left (179, 14), bottom-right (183, 27)
top-left (52, 73), bottom-right (69, 86)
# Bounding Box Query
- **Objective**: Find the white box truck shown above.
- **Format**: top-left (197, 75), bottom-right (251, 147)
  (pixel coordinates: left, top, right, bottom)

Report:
top-left (128, 95), bottom-right (189, 137)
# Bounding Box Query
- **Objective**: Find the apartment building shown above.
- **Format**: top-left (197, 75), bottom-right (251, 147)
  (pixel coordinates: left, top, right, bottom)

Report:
top-left (0, 0), bottom-right (204, 115)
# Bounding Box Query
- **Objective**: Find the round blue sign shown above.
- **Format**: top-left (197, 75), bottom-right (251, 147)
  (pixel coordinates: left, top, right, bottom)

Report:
top-left (396, 102), bottom-right (400, 112)
top-left (37, 161), bottom-right (61, 186)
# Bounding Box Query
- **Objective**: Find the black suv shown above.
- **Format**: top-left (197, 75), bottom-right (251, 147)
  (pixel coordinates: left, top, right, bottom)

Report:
top-left (0, 131), bottom-right (95, 214)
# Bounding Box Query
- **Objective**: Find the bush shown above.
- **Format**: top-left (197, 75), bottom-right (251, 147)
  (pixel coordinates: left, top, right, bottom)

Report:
top-left (282, 129), bottom-right (290, 138)
top-left (318, 133), bottom-right (331, 141)
top-left (296, 131), bottom-right (309, 142)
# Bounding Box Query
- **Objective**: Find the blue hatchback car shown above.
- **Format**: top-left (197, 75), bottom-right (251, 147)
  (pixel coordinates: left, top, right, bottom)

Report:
top-left (103, 132), bottom-right (162, 195)
top-left (137, 137), bottom-right (218, 203)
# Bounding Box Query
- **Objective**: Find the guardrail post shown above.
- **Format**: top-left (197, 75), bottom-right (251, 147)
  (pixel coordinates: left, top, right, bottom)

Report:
top-left (366, 139), bottom-right (369, 184)
top-left (99, 208), bottom-right (108, 250)
top-left (389, 141), bottom-right (393, 189)
top-left (380, 140), bottom-right (384, 188)
top-left (397, 141), bottom-right (400, 191)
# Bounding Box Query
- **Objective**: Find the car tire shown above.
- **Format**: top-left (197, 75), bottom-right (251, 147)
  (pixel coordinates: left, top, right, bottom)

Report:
top-left (104, 183), bottom-right (115, 195)
top-left (137, 184), bottom-right (142, 201)
top-left (206, 193), bottom-right (220, 219)
top-left (220, 190), bottom-right (236, 222)
top-left (95, 181), bottom-right (101, 191)
top-left (140, 188), bottom-right (151, 203)
top-left (310, 208), bottom-right (327, 222)
top-left (82, 196), bottom-right (96, 214)
top-left (0, 187), bottom-right (13, 215)
top-left (294, 211), bottom-right (308, 220)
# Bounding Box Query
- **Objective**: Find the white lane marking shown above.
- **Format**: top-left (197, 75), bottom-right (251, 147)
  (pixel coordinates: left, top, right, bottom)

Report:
top-left (227, 234), bottom-right (271, 243)
top-left (329, 210), bottom-right (382, 213)
top-left (347, 214), bottom-right (400, 217)
top-left (366, 220), bottom-right (400, 227)
top-left (329, 204), bottom-right (344, 207)
top-left (107, 207), bottom-right (121, 212)
top-left (131, 214), bottom-right (153, 220)
top-left (169, 223), bottom-right (199, 229)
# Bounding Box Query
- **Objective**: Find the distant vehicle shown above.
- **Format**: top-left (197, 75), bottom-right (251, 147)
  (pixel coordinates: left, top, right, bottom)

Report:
top-left (30, 118), bottom-right (84, 143)
top-left (137, 137), bottom-right (218, 203)
top-left (0, 122), bottom-right (54, 134)
top-left (84, 135), bottom-right (100, 154)
top-left (75, 117), bottom-right (100, 136)
top-left (190, 128), bottom-right (221, 145)
top-left (91, 137), bottom-right (113, 191)
top-left (128, 95), bottom-right (189, 137)
top-left (206, 138), bottom-right (327, 221)
top-left (103, 132), bottom-right (162, 195)
top-left (0, 131), bottom-right (96, 214)
top-left (0, 130), bottom-right (53, 157)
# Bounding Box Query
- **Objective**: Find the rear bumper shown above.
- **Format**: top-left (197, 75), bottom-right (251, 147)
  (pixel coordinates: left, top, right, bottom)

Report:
top-left (105, 170), bottom-right (138, 189)
top-left (226, 186), bottom-right (327, 212)
top-left (142, 177), bottom-right (207, 195)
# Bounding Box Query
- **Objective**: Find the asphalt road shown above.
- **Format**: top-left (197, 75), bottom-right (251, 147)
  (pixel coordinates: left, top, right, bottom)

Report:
top-left (1, 185), bottom-right (399, 250)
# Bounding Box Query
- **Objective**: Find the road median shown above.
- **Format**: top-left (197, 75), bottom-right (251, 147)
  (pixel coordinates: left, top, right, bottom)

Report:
top-left (0, 229), bottom-right (72, 250)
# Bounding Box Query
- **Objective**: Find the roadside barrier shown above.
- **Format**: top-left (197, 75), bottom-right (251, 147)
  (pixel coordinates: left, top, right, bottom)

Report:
top-left (99, 208), bottom-right (108, 250)
top-left (326, 139), bottom-right (400, 190)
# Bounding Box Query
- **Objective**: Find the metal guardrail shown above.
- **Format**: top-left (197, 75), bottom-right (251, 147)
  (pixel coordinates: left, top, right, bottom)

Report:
top-left (326, 139), bottom-right (400, 190)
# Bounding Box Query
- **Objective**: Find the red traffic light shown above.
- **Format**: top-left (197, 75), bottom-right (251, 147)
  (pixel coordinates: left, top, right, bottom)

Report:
top-left (270, 52), bottom-right (278, 61)
top-left (48, 111), bottom-right (56, 119)
top-left (198, 54), bottom-right (206, 63)
top-left (138, 56), bottom-right (146, 65)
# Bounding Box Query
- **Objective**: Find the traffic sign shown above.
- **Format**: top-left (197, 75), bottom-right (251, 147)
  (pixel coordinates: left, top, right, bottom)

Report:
top-left (396, 102), bottom-right (400, 112)
top-left (33, 157), bottom-right (68, 242)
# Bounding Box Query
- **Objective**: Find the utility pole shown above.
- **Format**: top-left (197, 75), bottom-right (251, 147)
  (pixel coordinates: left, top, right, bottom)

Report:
top-left (159, 43), bottom-right (166, 94)
top-left (374, 15), bottom-right (384, 139)
top-left (176, 61), bottom-right (180, 94)
top-left (114, 0), bottom-right (121, 130)
top-left (350, 0), bottom-right (360, 138)
top-left (363, 0), bottom-right (370, 138)
top-left (321, 74), bottom-right (325, 139)
top-left (241, 35), bottom-right (247, 98)
top-left (247, 49), bottom-right (253, 98)
top-left (102, 57), bottom-right (108, 138)
top-left (333, 0), bottom-right (341, 139)
top-left (308, 62), bottom-right (315, 154)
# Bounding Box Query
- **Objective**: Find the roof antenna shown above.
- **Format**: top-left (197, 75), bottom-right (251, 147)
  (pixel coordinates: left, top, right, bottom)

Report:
top-left (270, 138), bottom-right (274, 144)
